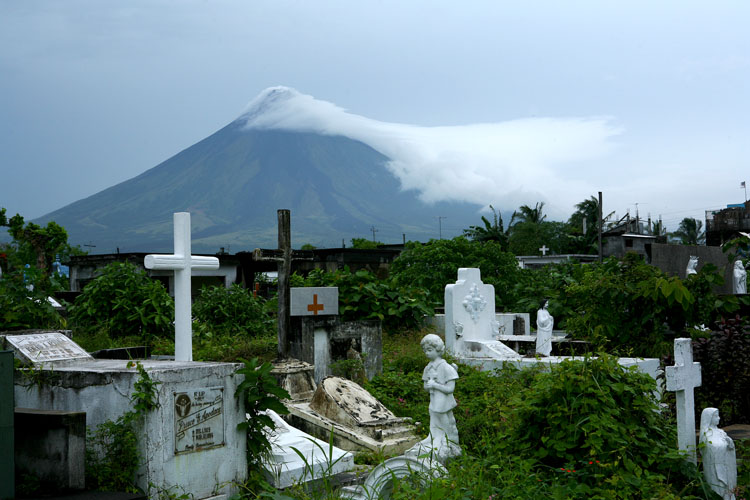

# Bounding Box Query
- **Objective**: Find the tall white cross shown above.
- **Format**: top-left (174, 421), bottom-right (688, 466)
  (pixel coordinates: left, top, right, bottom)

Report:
top-left (145, 212), bottom-right (219, 362)
top-left (539, 245), bottom-right (549, 256)
top-left (665, 338), bottom-right (702, 464)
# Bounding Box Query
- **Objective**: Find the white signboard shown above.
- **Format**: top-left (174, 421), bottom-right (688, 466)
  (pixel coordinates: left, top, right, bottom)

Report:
top-left (4, 333), bottom-right (92, 364)
top-left (174, 387), bottom-right (225, 454)
top-left (290, 287), bottom-right (339, 316)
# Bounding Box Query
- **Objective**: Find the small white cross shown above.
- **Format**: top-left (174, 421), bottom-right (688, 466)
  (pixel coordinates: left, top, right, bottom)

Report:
top-left (145, 212), bottom-right (219, 362)
top-left (539, 245), bottom-right (549, 256)
top-left (665, 338), bottom-right (702, 463)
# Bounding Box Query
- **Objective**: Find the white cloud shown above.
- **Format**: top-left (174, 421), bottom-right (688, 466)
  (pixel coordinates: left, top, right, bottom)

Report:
top-left (239, 87), bottom-right (622, 219)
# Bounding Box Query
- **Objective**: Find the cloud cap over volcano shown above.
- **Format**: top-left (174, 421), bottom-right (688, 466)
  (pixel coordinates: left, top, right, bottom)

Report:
top-left (239, 86), bottom-right (622, 219)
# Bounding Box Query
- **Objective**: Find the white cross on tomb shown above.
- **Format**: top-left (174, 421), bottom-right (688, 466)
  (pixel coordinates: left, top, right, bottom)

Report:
top-left (539, 245), bottom-right (549, 256)
top-left (145, 212), bottom-right (219, 362)
top-left (665, 337), bottom-right (702, 464)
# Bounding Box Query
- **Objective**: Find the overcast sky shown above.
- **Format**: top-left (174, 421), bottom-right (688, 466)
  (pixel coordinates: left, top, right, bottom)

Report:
top-left (1, 1), bottom-right (748, 234)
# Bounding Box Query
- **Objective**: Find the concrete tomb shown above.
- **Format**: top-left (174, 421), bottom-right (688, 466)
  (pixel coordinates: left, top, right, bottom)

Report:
top-left (262, 409), bottom-right (354, 489)
top-left (665, 337), bottom-right (702, 464)
top-left (287, 376), bottom-right (419, 455)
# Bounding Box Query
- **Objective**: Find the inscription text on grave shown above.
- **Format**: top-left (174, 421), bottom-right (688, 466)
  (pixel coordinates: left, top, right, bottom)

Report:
top-left (174, 387), bottom-right (225, 454)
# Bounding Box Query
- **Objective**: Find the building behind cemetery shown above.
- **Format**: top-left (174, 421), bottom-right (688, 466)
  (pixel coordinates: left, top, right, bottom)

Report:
top-left (705, 201), bottom-right (750, 246)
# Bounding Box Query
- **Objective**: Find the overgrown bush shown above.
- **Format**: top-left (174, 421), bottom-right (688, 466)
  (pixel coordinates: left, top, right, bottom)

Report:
top-left (694, 316), bottom-right (750, 425)
top-left (389, 237), bottom-right (522, 310)
top-left (192, 284), bottom-right (273, 337)
top-left (69, 262), bottom-right (174, 344)
top-left (0, 267), bottom-right (64, 330)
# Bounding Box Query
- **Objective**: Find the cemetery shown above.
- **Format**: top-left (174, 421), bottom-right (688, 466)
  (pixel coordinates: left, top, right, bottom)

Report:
top-left (1, 206), bottom-right (750, 500)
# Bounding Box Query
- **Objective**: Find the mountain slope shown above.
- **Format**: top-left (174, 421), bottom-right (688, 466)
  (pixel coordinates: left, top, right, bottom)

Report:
top-left (37, 120), bottom-right (482, 252)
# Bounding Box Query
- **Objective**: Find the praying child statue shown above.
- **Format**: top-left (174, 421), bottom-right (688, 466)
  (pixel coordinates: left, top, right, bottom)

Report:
top-left (405, 334), bottom-right (461, 463)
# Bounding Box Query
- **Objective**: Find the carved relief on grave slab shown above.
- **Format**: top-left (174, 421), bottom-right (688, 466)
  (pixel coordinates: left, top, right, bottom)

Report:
top-left (174, 387), bottom-right (225, 454)
top-left (462, 284), bottom-right (487, 323)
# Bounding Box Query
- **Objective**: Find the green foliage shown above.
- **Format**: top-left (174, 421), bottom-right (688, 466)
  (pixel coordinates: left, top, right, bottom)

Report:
top-left (350, 238), bottom-right (382, 249)
top-left (390, 237), bottom-right (522, 310)
top-left (0, 266), bottom-right (64, 330)
top-left (86, 362), bottom-right (160, 493)
top-left (300, 243), bottom-right (317, 250)
top-left (192, 284), bottom-right (274, 338)
top-left (298, 268), bottom-right (433, 330)
top-left (562, 254), bottom-right (717, 357)
top-left (69, 262), bottom-right (174, 345)
top-left (693, 316), bottom-right (750, 425)
top-left (2, 211), bottom-right (69, 276)
top-left (508, 220), bottom-right (570, 256)
top-left (236, 358), bottom-right (291, 467)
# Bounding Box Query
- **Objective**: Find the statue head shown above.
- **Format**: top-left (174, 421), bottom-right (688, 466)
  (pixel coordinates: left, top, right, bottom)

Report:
top-left (421, 333), bottom-right (445, 356)
top-left (539, 298), bottom-right (549, 310)
top-left (735, 260), bottom-right (746, 271)
top-left (700, 407), bottom-right (720, 437)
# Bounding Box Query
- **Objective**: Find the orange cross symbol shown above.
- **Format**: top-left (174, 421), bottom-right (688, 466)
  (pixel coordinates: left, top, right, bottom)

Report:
top-left (307, 294), bottom-right (325, 315)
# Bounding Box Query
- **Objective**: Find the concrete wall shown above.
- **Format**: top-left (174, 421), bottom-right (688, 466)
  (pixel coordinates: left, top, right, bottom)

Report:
top-left (14, 360), bottom-right (246, 499)
top-left (650, 243), bottom-right (733, 294)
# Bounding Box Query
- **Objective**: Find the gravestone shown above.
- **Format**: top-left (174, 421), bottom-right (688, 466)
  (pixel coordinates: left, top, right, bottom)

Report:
top-left (263, 409), bottom-right (354, 489)
top-left (144, 212), bottom-right (219, 362)
top-left (445, 268), bottom-right (520, 360)
top-left (287, 377), bottom-right (419, 455)
top-left (3, 332), bottom-right (92, 365)
top-left (666, 337), bottom-right (702, 464)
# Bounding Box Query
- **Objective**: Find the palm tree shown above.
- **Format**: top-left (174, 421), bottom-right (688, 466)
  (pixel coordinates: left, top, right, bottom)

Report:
top-left (670, 218), bottom-right (705, 245)
top-left (463, 205), bottom-right (508, 249)
top-left (511, 202), bottom-right (547, 227)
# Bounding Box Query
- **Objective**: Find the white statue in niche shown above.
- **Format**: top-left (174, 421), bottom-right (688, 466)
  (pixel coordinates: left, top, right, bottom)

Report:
top-left (700, 408), bottom-right (737, 500)
top-left (732, 260), bottom-right (746, 294)
top-left (535, 299), bottom-right (554, 356)
top-left (686, 256), bottom-right (699, 277)
top-left (405, 334), bottom-right (460, 463)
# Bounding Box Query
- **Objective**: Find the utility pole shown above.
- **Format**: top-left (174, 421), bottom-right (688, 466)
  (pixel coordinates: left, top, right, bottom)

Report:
top-left (598, 191), bottom-right (603, 264)
top-left (370, 226), bottom-right (378, 242)
top-left (436, 216), bottom-right (447, 240)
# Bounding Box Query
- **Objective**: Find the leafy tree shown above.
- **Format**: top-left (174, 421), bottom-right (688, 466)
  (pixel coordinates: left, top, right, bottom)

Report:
top-left (507, 221), bottom-right (568, 256)
top-left (463, 205), bottom-right (508, 250)
top-left (390, 237), bottom-right (521, 310)
top-left (3, 211), bottom-right (68, 275)
top-left (651, 219), bottom-right (667, 236)
top-left (670, 217), bottom-right (705, 245)
top-left (69, 262), bottom-right (174, 344)
top-left (565, 195), bottom-right (611, 254)
top-left (300, 243), bottom-right (316, 250)
top-left (192, 284), bottom-right (273, 338)
top-left (350, 238), bottom-right (383, 249)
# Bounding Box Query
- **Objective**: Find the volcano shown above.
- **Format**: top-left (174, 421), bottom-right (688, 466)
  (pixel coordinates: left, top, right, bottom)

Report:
top-left (36, 88), bottom-right (483, 252)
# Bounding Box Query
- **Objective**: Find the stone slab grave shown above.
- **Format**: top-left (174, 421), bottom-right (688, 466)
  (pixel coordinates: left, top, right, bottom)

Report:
top-left (263, 409), bottom-right (355, 489)
top-left (444, 268), bottom-right (661, 382)
top-left (287, 376), bottom-right (419, 455)
top-left (3, 213), bottom-right (247, 499)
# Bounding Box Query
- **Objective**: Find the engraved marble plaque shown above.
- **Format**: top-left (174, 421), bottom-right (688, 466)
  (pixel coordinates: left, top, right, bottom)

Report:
top-left (174, 387), bottom-right (225, 454)
top-left (3, 332), bottom-right (92, 365)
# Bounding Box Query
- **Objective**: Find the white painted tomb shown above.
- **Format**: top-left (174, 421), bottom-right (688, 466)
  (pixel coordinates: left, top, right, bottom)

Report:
top-left (665, 337), bottom-right (702, 464)
top-left (11, 354), bottom-right (247, 498)
top-left (262, 409), bottom-right (354, 489)
top-left (444, 268), bottom-right (661, 382)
